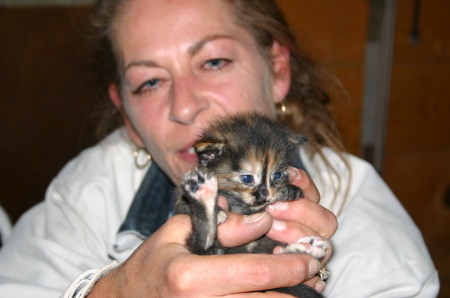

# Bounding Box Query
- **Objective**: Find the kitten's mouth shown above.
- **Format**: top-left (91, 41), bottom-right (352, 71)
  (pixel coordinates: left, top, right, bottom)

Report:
top-left (250, 201), bottom-right (273, 211)
top-left (250, 204), bottom-right (267, 212)
top-left (250, 197), bottom-right (277, 210)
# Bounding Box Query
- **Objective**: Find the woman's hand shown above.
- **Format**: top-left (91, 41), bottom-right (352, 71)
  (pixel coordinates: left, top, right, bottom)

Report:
top-left (88, 210), bottom-right (324, 297)
top-left (265, 167), bottom-right (337, 293)
top-left (88, 167), bottom-right (335, 297)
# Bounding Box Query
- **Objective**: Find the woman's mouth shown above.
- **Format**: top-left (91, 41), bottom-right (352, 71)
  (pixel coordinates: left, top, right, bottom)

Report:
top-left (179, 146), bottom-right (198, 165)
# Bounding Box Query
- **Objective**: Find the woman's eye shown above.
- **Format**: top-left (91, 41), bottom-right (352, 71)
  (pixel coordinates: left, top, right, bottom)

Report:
top-left (273, 171), bottom-right (283, 180)
top-left (133, 78), bottom-right (160, 94)
top-left (240, 175), bottom-right (254, 184)
top-left (202, 58), bottom-right (231, 71)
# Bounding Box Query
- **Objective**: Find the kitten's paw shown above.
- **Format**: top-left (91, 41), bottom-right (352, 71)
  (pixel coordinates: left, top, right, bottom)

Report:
top-left (278, 184), bottom-right (303, 202)
top-left (181, 167), bottom-right (218, 207)
top-left (182, 168), bottom-right (220, 251)
top-left (280, 236), bottom-right (330, 260)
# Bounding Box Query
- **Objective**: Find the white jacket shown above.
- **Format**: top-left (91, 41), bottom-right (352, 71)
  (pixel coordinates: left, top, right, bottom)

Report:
top-left (0, 128), bottom-right (439, 297)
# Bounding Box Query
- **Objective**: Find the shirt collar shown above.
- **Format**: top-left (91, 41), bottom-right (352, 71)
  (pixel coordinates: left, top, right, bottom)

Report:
top-left (117, 162), bottom-right (175, 240)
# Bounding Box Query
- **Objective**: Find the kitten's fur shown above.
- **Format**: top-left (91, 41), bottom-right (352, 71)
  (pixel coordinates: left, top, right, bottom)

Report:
top-left (174, 113), bottom-right (328, 298)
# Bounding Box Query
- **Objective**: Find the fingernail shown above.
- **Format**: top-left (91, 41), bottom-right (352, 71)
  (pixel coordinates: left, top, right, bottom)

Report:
top-left (315, 280), bottom-right (326, 293)
top-left (244, 212), bottom-right (267, 224)
top-left (308, 259), bottom-right (320, 278)
top-left (288, 167), bottom-right (300, 182)
top-left (271, 219), bottom-right (286, 231)
top-left (268, 201), bottom-right (288, 211)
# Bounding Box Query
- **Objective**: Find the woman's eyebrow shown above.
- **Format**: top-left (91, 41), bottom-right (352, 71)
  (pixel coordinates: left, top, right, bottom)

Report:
top-left (124, 60), bottom-right (159, 72)
top-left (124, 34), bottom-right (233, 72)
top-left (188, 34), bottom-right (233, 57)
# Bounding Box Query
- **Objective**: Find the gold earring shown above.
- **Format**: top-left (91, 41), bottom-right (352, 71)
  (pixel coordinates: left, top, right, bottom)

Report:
top-left (134, 147), bottom-right (152, 169)
top-left (277, 101), bottom-right (287, 120)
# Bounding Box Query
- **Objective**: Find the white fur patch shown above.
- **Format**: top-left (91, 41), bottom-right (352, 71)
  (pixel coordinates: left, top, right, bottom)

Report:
top-left (280, 236), bottom-right (330, 260)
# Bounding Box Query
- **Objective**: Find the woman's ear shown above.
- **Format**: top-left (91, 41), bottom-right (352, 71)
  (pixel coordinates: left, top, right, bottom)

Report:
top-left (270, 40), bottom-right (291, 103)
top-left (108, 83), bottom-right (123, 111)
top-left (108, 83), bottom-right (145, 147)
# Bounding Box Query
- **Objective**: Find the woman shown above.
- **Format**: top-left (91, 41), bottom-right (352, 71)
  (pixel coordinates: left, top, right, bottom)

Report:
top-left (0, 0), bottom-right (439, 297)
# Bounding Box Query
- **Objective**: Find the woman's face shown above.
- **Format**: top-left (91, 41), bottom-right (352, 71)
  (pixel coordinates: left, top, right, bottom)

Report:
top-left (110, 0), bottom-right (291, 184)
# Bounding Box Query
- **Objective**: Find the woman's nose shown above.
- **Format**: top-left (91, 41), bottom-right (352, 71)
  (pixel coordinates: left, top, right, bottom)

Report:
top-left (169, 77), bottom-right (209, 125)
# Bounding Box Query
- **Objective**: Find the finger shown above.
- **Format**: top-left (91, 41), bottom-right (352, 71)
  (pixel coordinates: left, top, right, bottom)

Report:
top-left (269, 220), bottom-right (333, 265)
top-left (226, 291), bottom-right (297, 297)
top-left (288, 167), bottom-right (320, 203)
top-left (302, 276), bottom-right (326, 294)
top-left (253, 278), bottom-right (325, 297)
top-left (266, 199), bottom-right (337, 239)
top-left (167, 206), bottom-right (273, 248)
top-left (218, 195), bottom-right (229, 210)
top-left (166, 252), bottom-right (321, 296)
top-left (273, 244), bottom-right (333, 269)
top-left (159, 214), bottom-right (195, 244)
top-left (266, 219), bottom-right (318, 244)
top-left (217, 212), bottom-right (273, 247)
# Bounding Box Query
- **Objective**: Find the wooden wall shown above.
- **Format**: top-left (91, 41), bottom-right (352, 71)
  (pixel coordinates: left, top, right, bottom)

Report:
top-left (0, 0), bottom-right (449, 296)
top-left (0, 6), bottom-right (97, 223)
top-left (385, 0), bottom-right (450, 295)
top-left (277, 1), bottom-right (450, 296)
top-left (277, 0), bottom-right (368, 156)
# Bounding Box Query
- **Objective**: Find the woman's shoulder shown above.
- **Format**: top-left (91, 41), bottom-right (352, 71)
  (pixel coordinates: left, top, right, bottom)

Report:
top-left (303, 147), bottom-right (375, 177)
top-left (46, 127), bottom-right (148, 214)
top-left (300, 147), bottom-right (379, 213)
top-left (56, 128), bottom-right (135, 181)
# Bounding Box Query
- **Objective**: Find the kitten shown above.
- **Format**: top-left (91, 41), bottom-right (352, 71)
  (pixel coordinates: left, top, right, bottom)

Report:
top-left (174, 113), bottom-right (329, 298)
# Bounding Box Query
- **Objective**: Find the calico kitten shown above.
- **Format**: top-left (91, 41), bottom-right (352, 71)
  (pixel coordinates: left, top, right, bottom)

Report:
top-left (174, 113), bottom-right (329, 298)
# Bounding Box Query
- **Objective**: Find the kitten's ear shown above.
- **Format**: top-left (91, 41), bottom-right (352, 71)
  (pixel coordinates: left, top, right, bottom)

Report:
top-left (194, 140), bottom-right (224, 167)
top-left (290, 134), bottom-right (309, 145)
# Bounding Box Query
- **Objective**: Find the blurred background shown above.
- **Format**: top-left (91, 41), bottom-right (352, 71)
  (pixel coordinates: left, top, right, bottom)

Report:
top-left (0, 0), bottom-right (449, 296)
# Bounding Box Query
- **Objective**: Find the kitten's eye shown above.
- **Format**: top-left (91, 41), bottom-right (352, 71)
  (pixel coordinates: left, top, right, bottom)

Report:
top-left (273, 171), bottom-right (283, 180)
top-left (240, 175), bottom-right (254, 184)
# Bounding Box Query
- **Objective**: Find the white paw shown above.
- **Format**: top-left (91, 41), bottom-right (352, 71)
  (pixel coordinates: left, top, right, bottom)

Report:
top-left (182, 168), bottom-right (218, 205)
top-left (280, 236), bottom-right (330, 260)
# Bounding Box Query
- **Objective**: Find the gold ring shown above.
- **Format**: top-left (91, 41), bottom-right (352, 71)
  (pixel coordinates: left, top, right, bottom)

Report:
top-left (317, 266), bottom-right (330, 281)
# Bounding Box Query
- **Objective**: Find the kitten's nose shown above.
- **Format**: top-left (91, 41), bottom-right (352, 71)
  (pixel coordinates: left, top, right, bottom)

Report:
top-left (253, 184), bottom-right (269, 204)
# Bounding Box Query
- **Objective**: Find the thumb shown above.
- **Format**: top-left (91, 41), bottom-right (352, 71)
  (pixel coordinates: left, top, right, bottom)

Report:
top-left (217, 211), bottom-right (273, 247)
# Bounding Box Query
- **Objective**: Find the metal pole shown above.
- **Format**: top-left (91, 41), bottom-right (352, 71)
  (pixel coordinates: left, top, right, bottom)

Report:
top-left (361, 0), bottom-right (397, 174)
